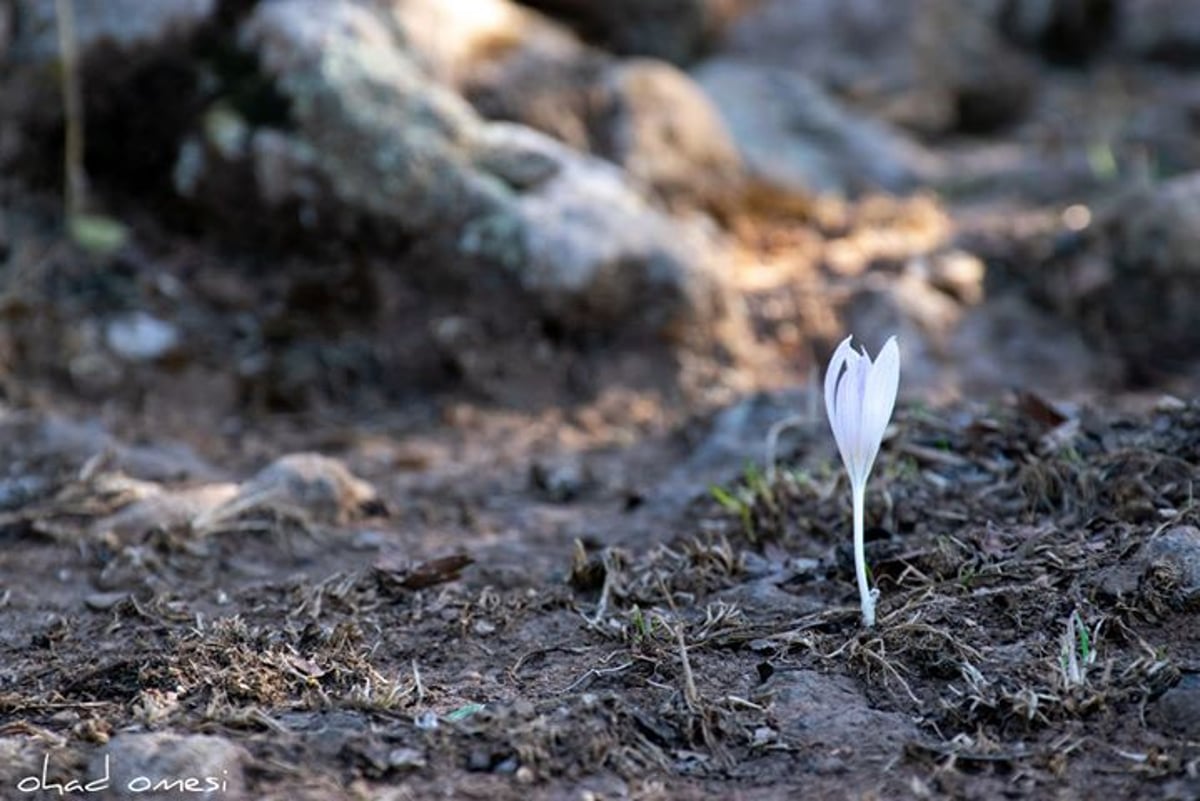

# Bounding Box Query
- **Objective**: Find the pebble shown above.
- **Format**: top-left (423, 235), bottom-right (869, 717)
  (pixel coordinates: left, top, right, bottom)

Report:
top-left (105, 312), bottom-right (180, 362)
top-left (1139, 526), bottom-right (1200, 608)
top-left (84, 592), bottom-right (128, 611)
top-left (1149, 673), bottom-right (1200, 739)
top-left (92, 733), bottom-right (245, 800)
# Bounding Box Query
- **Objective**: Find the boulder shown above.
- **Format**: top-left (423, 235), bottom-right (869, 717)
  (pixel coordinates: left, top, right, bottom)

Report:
top-left (911, 0), bottom-right (1038, 132)
top-left (999, 0), bottom-right (1116, 63)
top-left (7, 0), bottom-right (214, 59)
top-left (1, 0), bottom-right (217, 176)
top-left (469, 123), bottom-right (731, 330)
top-left (1054, 171), bottom-right (1200, 380)
top-left (718, 0), bottom-right (917, 98)
top-left (94, 734), bottom-right (246, 801)
top-left (1118, 0), bottom-right (1200, 64)
top-left (599, 59), bottom-right (742, 203)
top-left (12, 0), bottom-right (734, 339)
top-left (755, 669), bottom-right (921, 757)
top-left (411, 0), bottom-right (743, 205)
top-left (512, 0), bottom-right (747, 64)
top-left (694, 58), bottom-right (931, 195)
top-left (236, 0), bottom-right (735, 334)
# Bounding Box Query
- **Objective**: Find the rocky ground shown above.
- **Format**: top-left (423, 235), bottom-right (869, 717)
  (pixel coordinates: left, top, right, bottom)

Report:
top-left (3, 0), bottom-right (1200, 799)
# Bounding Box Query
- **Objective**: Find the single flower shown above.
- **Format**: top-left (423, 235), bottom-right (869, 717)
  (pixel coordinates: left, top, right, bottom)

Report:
top-left (824, 334), bottom-right (900, 628)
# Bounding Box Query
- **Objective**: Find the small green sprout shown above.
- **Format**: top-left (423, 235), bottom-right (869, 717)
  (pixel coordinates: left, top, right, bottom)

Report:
top-left (629, 605), bottom-right (650, 643)
top-left (445, 702), bottom-right (485, 722)
top-left (1059, 610), bottom-right (1097, 689)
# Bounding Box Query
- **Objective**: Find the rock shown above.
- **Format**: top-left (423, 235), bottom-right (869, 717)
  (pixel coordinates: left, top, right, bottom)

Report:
top-left (715, 577), bottom-right (824, 618)
top-left (8, 0), bottom-right (741, 341)
top-left (193, 453), bottom-right (384, 533)
top-left (439, 1), bottom-right (608, 152)
top-left (601, 59), bottom-right (742, 203)
top-left (1055, 172), bottom-right (1200, 381)
top-left (1149, 672), bottom-right (1200, 738)
top-left (849, 276), bottom-right (1105, 401)
top-left (8, 0), bottom-right (214, 61)
top-left (471, 123), bottom-right (732, 332)
top-left (694, 59), bottom-right (932, 195)
top-left (218, 0), bottom-right (734, 337)
top-left (1118, 0), bottom-right (1200, 64)
top-left (384, 0), bottom-right (543, 86)
top-left (529, 456), bottom-right (591, 502)
top-left (923, 249), bottom-right (986, 306)
top-left (235, 0), bottom-right (491, 235)
top-left (434, 2), bottom-right (743, 205)
top-left (84, 591), bottom-right (129, 611)
top-left (755, 669), bottom-right (920, 757)
top-left (105, 312), bottom-right (180, 362)
top-left (640, 387), bottom-right (811, 528)
top-left (1138, 526), bottom-right (1200, 610)
top-left (0, 737), bottom-right (67, 792)
top-left (0, 412), bottom-right (219, 482)
top-left (90, 483), bottom-right (239, 542)
top-left (843, 267), bottom-right (971, 394)
top-left (911, 0), bottom-right (1038, 132)
top-left (718, 0), bottom-right (917, 99)
top-left (513, 0), bottom-right (746, 64)
top-left (93, 733), bottom-right (246, 800)
top-left (0, 474), bottom-right (52, 511)
top-left (999, 0), bottom-right (1116, 64)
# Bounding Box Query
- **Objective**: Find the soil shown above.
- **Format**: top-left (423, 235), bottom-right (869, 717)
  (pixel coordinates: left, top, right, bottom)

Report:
top-left (2, 305), bottom-right (1200, 801)
top-left (6, 11), bottom-right (1200, 801)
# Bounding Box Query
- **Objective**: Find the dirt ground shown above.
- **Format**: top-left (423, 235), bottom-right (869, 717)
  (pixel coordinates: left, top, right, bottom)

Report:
top-left (7, 5), bottom-right (1200, 801)
top-left (2, 225), bottom-right (1200, 801)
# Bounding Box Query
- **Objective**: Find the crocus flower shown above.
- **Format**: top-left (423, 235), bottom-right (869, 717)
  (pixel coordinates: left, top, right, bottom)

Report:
top-left (824, 335), bottom-right (899, 628)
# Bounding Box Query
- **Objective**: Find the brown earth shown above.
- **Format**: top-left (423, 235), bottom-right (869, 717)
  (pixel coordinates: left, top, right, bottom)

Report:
top-left (1, 198), bottom-right (1199, 799)
top-left (6, 2), bottom-right (1200, 800)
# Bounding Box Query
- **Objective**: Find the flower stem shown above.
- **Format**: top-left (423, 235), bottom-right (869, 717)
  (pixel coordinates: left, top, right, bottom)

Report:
top-left (853, 483), bottom-right (875, 627)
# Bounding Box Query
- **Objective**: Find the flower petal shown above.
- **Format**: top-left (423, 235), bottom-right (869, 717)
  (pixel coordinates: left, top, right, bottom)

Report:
top-left (824, 336), bottom-right (854, 425)
top-left (860, 336), bottom-right (900, 477)
top-left (824, 336), bottom-right (855, 459)
top-left (836, 346), bottom-right (868, 483)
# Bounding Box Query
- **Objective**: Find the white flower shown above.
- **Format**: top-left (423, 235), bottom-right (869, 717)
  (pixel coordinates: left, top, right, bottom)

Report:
top-left (824, 334), bottom-right (899, 627)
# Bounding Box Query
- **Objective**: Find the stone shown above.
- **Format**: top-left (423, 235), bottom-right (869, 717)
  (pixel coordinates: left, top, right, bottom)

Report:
top-left (92, 733), bottom-right (246, 801)
top-left (471, 123), bottom-right (732, 332)
top-left (225, 0), bottom-right (733, 337)
top-left (999, 0), bottom-right (1116, 64)
top-left (443, 2), bottom-right (744, 205)
top-left (719, 0), bottom-right (917, 99)
top-left (694, 58), bottom-right (932, 195)
top-left (514, 0), bottom-right (746, 64)
top-left (0, 412), bottom-right (219, 482)
top-left (1066, 172), bottom-right (1200, 380)
top-left (449, 2), bottom-right (608, 152)
top-left (105, 312), bottom-right (180, 362)
top-left (236, 0), bottom-right (492, 236)
top-left (529, 456), bottom-right (591, 502)
top-left (194, 452), bottom-right (385, 532)
top-left (8, 0), bottom-right (215, 61)
top-left (90, 483), bottom-right (239, 542)
top-left (602, 58), bottom-right (743, 203)
top-left (1148, 672), bottom-right (1200, 739)
top-left (1119, 0), bottom-right (1200, 64)
top-left (1138, 526), bottom-right (1200, 610)
top-left (755, 669), bottom-right (920, 757)
top-left (911, 0), bottom-right (1038, 132)
top-left (7, 0), bottom-right (742, 343)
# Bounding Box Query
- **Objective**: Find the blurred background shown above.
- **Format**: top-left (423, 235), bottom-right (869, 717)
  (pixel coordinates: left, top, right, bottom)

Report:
top-left (2, 0), bottom-right (1199, 439)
